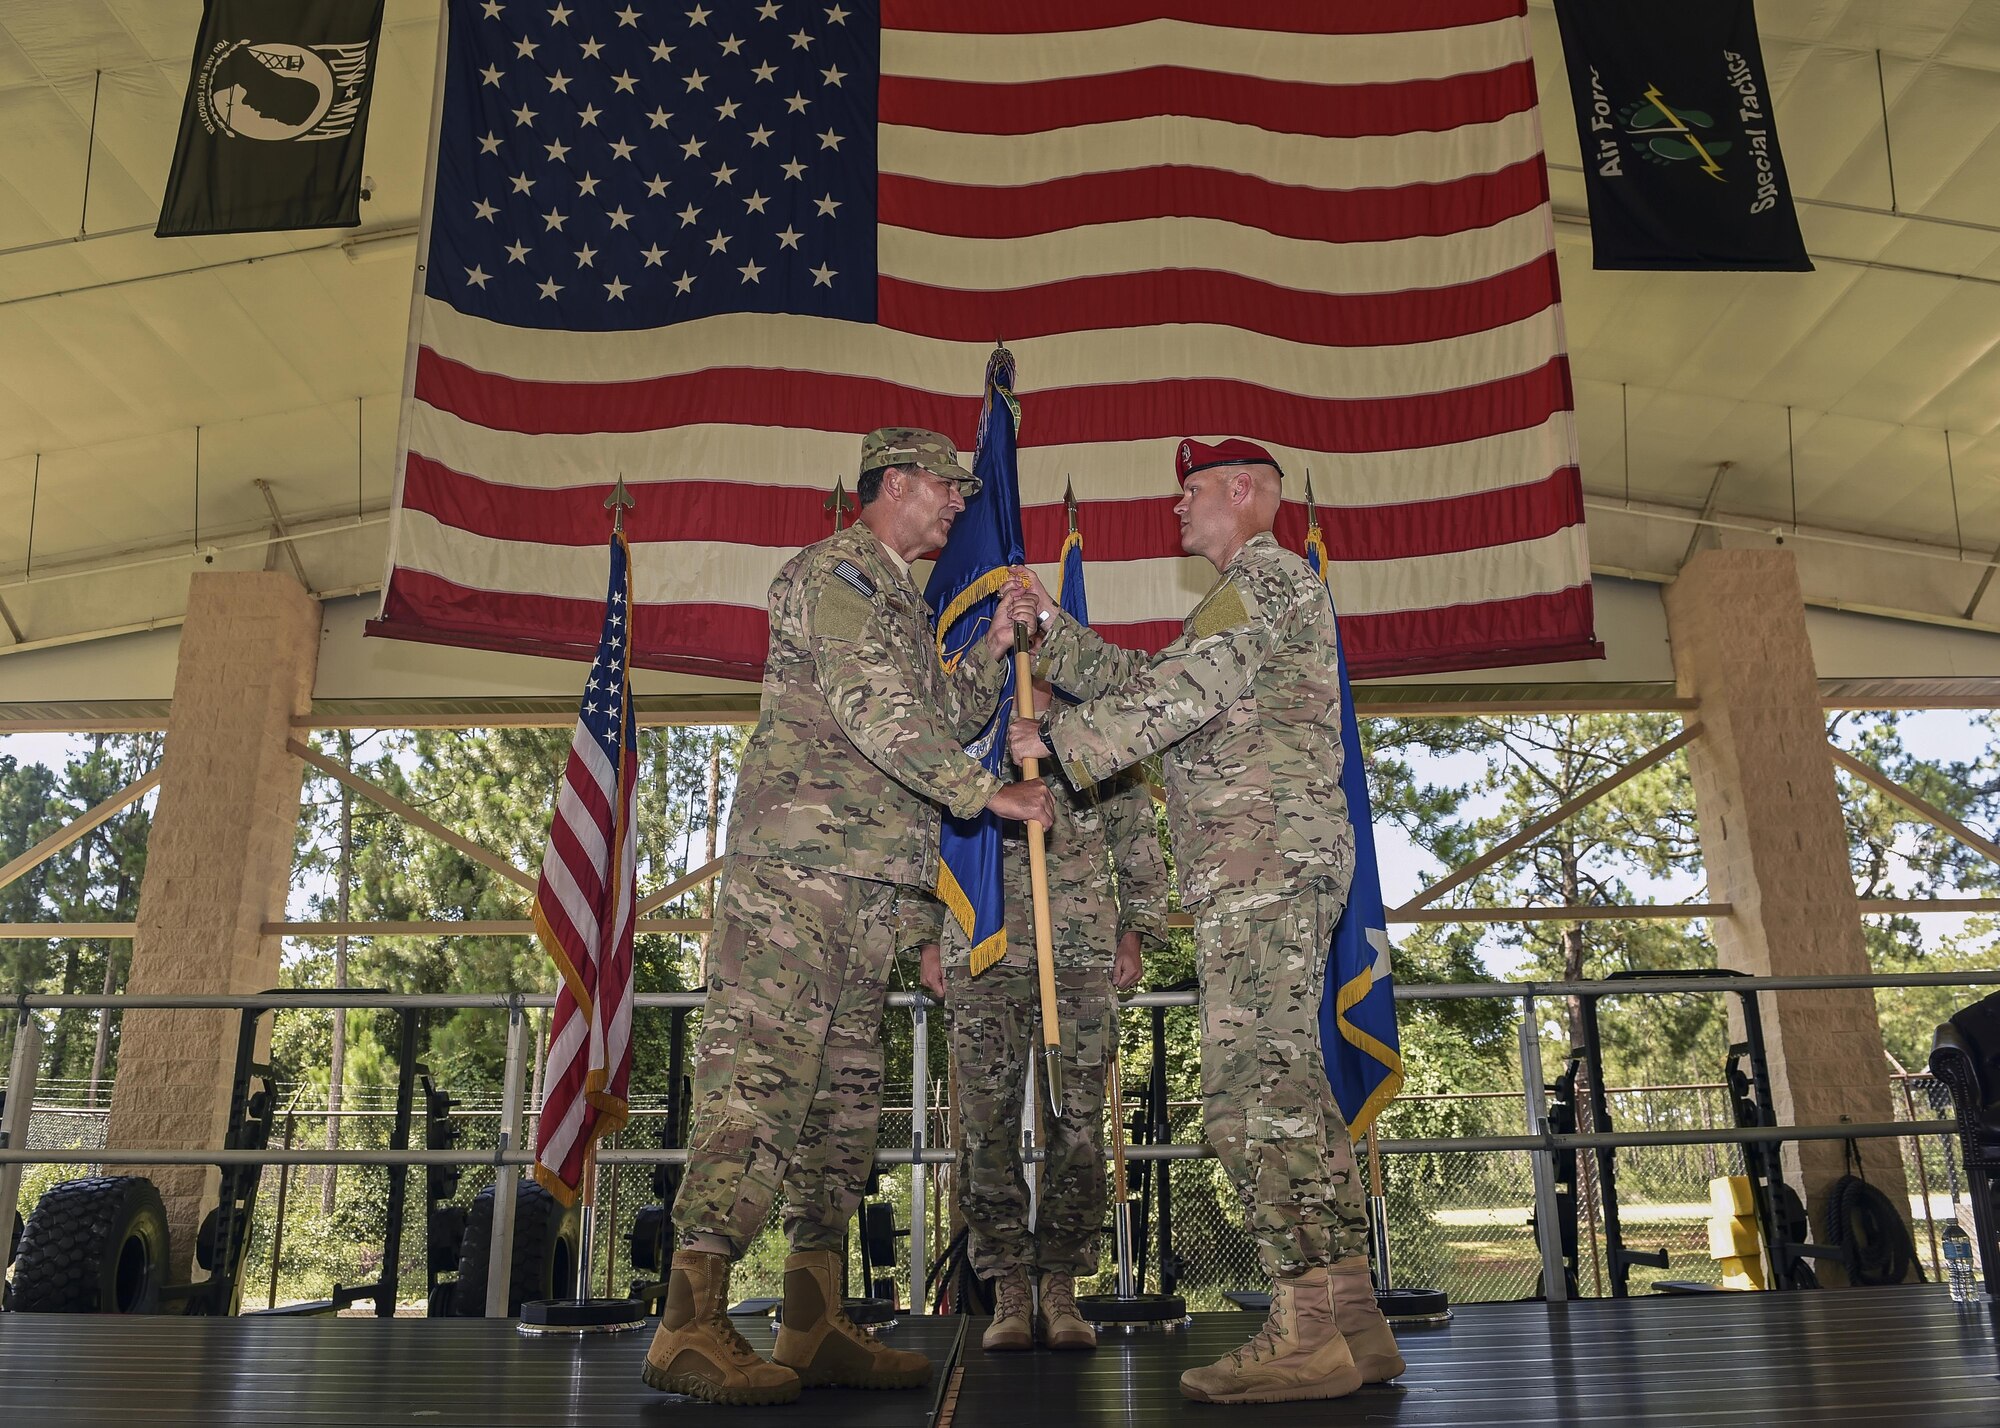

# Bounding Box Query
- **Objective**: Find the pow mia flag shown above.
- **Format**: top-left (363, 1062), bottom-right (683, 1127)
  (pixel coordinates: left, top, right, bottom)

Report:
top-left (157, 0), bottom-right (386, 236)
top-left (1552, 0), bottom-right (1811, 271)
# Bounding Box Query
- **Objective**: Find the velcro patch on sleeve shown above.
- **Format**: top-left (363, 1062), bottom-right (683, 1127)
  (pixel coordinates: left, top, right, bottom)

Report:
top-left (1190, 580), bottom-right (1252, 640)
top-left (817, 577), bottom-right (875, 641)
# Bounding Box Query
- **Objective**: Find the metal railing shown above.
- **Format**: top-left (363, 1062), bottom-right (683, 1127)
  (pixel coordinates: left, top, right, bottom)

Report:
top-left (4, 967), bottom-right (1997, 1314)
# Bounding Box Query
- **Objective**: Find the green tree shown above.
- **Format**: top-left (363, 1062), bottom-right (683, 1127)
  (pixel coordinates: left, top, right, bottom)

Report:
top-left (0, 736), bottom-right (159, 1090)
top-left (1366, 713), bottom-right (1717, 1092)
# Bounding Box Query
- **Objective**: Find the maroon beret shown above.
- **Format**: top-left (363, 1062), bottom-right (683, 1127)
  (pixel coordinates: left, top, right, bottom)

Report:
top-left (1174, 437), bottom-right (1283, 485)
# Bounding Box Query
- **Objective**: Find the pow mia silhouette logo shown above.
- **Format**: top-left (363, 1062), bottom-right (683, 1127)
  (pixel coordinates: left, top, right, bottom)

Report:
top-left (195, 40), bottom-right (372, 141)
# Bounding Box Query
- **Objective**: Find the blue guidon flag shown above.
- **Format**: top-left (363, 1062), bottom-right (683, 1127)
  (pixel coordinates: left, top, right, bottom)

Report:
top-left (1056, 486), bottom-right (1087, 628)
top-left (1305, 504), bottom-right (1405, 1140)
top-left (923, 348), bottom-right (1023, 974)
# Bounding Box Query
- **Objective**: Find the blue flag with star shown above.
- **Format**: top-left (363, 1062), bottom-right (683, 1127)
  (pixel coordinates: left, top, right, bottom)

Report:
top-left (1306, 524), bottom-right (1404, 1139)
top-left (923, 349), bottom-right (1023, 974)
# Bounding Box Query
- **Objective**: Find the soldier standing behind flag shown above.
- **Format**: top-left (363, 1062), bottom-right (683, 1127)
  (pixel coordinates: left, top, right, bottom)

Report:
top-left (915, 698), bottom-right (1170, 1353)
top-left (642, 428), bottom-right (1051, 1407)
top-left (1007, 438), bottom-right (1405, 1405)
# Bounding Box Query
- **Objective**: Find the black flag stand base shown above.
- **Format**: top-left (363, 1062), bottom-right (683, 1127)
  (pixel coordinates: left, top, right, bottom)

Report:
top-left (520, 1166), bottom-right (647, 1335)
top-left (1077, 1053), bottom-right (1190, 1331)
top-left (518, 1297), bottom-right (648, 1333)
top-left (1367, 1136), bottom-right (1451, 1326)
top-left (1075, 1199), bottom-right (1191, 1332)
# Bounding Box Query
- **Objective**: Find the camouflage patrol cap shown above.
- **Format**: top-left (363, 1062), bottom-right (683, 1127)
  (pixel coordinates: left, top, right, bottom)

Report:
top-left (860, 427), bottom-right (982, 497)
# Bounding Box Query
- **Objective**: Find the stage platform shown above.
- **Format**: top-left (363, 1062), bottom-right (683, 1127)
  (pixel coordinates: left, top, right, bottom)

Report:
top-left (0, 1288), bottom-right (1994, 1426)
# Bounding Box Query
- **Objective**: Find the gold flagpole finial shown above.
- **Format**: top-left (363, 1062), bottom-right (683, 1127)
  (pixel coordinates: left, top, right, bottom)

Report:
top-left (824, 475), bottom-right (853, 530)
top-left (1063, 475), bottom-right (1078, 535)
top-left (604, 474), bottom-right (635, 534)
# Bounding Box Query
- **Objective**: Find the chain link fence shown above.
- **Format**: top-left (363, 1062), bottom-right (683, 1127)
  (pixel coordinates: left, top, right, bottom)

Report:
top-left (3, 1041), bottom-right (1981, 1313)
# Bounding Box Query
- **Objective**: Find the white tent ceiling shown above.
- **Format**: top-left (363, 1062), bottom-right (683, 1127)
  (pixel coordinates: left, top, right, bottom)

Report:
top-left (1, 0), bottom-right (1999, 683)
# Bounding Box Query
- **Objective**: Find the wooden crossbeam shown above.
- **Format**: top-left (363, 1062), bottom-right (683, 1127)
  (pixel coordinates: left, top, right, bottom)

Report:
top-left (1860, 897), bottom-right (2000, 914)
top-left (264, 918), bottom-right (711, 937)
top-left (1827, 742), bottom-right (2000, 867)
top-left (0, 767), bottom-right (161, 894)
top-left (287, 739), bottom-right (536, 894)
top-left (635, 856), bottom-right (724, 916)
top-left (0, 923), bottom-right (139, 938)
top-left (1395, 724), bottom-right (1704, 915)
top-left (1394, 903), bottom-right (1730, 925)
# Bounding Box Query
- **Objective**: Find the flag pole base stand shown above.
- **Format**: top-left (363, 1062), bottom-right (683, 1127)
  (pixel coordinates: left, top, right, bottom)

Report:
top-left (1377, 1287), bottom-right (1452, 1326)
top-left (1076, 1293), bottom-right (1191, 1331)
top-left (517, 1297), bottom-right (648, 1335)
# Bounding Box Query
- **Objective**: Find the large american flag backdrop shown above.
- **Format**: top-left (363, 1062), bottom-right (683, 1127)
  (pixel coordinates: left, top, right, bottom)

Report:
top-left (375, 0), bottom-right (1599, 680)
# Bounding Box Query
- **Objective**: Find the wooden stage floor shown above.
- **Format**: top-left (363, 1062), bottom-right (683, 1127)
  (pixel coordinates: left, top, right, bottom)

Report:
top-left (0, 1287), bottom-right (1994, 1426)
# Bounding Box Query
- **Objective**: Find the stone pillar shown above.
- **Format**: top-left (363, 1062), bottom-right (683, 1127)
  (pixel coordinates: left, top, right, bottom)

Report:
top-left (1664, 549), bottom-right (1909, 1279)
top-left (105, 573), bottom-right (320, 1277)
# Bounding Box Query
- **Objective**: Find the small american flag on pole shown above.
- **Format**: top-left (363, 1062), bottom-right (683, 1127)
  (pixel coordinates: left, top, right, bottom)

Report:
top-left (531, 514), bottom-right (639, 1204)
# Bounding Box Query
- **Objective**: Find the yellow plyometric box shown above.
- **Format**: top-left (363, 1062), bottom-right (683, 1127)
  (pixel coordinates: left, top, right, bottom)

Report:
top-left (1710, 1176), bottom-right (1756, 1216)
top-left (1718, 1254), bottom-right (1767, 1292)
top-left (1707, 1213), bottom-right (1762, 1260)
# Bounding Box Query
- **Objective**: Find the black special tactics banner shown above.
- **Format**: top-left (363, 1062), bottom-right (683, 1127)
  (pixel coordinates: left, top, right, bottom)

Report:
top-left (158, 0), bottom-right (386, 236)
top-left (1552, 0), bottom-right (1812, 271)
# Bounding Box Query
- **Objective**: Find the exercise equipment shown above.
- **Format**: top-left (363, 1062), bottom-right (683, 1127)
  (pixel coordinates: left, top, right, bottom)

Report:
top-left (1929, 989), bottom-right (2000, 1300)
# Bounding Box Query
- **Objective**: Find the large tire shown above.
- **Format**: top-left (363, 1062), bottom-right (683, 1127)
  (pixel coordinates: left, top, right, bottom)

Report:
top-left (1823, 1173), bottom-right (1917, 1286)
top-left (10, 1175), bottom-right (170, 1314)
top-left (452, 1179), bottom-right (579, 1316)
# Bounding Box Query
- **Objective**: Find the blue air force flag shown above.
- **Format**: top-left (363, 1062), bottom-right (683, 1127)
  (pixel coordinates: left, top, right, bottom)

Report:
top-left (923, 350), bottom-right (1024, 974)
top-left (1306, 526), bottom-right (1405, 1139)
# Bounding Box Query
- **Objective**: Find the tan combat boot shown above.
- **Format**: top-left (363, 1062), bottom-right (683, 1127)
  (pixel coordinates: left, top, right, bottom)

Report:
top-left (1179, 1267), bottom-right (1363, 1404)
top-left (981, 1270), bottom-right (1033, 1351)
top-left (1329, 1256), bottom-right (1406, 1382)
top-left (1038, 1273), bottom-right (1097, 1351)
top-left (772, 1249), bottom-right (932, 1389)
top-left (640, 1249), bottom-right (801, 1405)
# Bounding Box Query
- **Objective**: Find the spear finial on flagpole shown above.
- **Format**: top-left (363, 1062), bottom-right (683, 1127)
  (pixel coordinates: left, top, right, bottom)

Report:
top-left (1304, 469), bottom-right (1318, 527)
top-left (604, 474), bottom-right (635, 534)
top-left (825, 475), bottom-right (852, 530)
top-left (1063, 475), bottom-right (1078, 535)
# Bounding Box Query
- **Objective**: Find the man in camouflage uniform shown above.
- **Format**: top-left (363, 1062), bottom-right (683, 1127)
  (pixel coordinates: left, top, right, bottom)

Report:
top-left (643, 428), bottom-right (1053, 1407)
top-left (1008, 438), bottom-right (1404, 1405)
top-left (915, 711), bottom-right (1170, 1353)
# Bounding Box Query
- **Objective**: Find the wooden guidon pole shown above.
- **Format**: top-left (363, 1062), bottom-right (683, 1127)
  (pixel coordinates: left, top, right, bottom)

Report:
top-left (1107, 1048), bottom-right (1136, 1296)
top-left (1013, 631), bottom-right (1065, 1118)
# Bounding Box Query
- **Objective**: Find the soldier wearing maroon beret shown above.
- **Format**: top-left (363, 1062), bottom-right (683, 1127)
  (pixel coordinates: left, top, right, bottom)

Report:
top-left (1007, 437), bottom-right (1403, 1405)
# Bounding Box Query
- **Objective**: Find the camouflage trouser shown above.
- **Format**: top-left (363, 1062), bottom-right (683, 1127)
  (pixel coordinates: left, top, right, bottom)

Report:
top-left (944, 956), bottom-right (1114, 1277)
top-left (675, 856), bottom-right (900, 1257)
top-left (1196, 885), bottom-right (1368, 1278)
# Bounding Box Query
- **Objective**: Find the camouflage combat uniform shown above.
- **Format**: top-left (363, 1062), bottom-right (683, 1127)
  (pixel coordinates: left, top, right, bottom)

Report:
top-left (676, 518), bottom-right (1009, 1256)
top-left (1037, 532), bottom-right (1367, 1278)
top-left (926, 764), bottom-right (1170, 1278)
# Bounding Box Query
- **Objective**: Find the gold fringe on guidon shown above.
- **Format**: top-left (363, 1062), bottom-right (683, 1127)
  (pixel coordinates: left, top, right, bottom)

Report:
top-left (937, 858), bottom-right (1008, 975)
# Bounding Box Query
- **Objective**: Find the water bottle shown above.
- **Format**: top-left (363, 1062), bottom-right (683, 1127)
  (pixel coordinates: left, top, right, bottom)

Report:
top-left (1943, 1224), bottom-right (1977, 1303)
